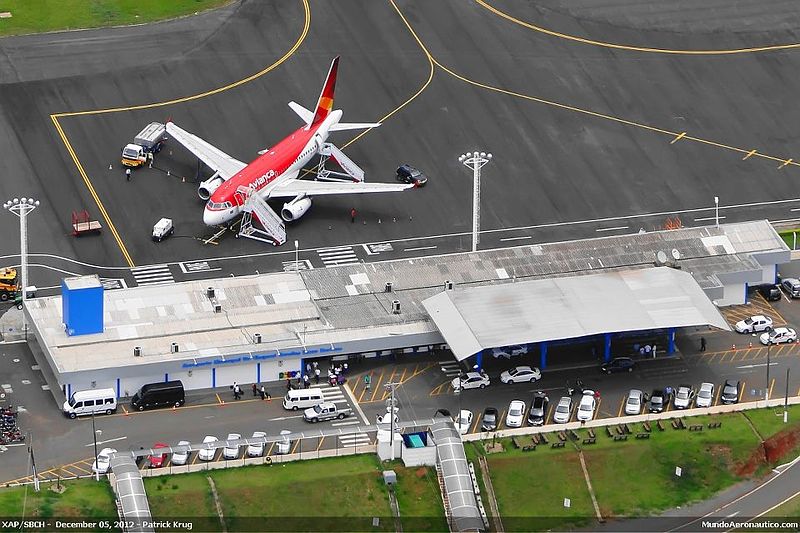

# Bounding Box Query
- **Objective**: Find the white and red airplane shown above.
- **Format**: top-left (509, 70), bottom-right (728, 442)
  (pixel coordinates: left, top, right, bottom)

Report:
top-left (165, 56), bottom-right (412, 245)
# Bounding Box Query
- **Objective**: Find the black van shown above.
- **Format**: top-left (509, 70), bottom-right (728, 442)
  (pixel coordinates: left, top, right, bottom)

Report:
top-left (131, 380), bottom-right (185, 411)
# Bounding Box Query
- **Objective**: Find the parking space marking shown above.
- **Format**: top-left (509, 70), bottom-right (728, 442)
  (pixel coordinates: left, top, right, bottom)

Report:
top-left (617, 397), bottom-right (625, 418)
top-left (316, 436), bottom-right (325, 452)
top-left (768, 379), bottom-right (776, 400)
top-left (290, 440), bottom-right (300, 455)
top-left (498, 408), bottom-right (507, 427)
top-left (121, 405), bottom-right (128, 415)
top-left (714, 385), bottom-right (722, 406)
top-left (469, 414), bottom-right (481, 434)
top-left (215, 393), bottom-right (223, 405)
top-left (739, 381), bottom-right (747, 402)
top-left (266, 442), bottom-right (275, 456)
top-left (369, 372), bottom-right (385, 402)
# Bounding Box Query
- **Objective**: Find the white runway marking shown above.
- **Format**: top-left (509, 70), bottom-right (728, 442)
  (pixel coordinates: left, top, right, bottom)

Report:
top-left (131, 264), bottom-right (174, 285)
top-left (500, 236), bottom-right (532, 241)
top-left (595, 226), bottom-right (628, 232)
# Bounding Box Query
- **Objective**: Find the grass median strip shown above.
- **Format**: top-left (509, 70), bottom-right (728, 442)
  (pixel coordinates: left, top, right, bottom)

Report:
top-left (0, 1), bottom-right (231, 37)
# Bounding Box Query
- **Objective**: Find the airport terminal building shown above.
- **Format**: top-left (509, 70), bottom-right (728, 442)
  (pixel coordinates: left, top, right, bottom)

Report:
top-left (24, 220), bottom-right (789, 400)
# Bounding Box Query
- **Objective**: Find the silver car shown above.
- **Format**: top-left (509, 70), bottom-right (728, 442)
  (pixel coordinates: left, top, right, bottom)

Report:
top-left (624, 389), bottom-right (644, 415)
top-left (553, 396), bottom-right (572, 424)
top-left (696, 383), bottom-right (714, 408)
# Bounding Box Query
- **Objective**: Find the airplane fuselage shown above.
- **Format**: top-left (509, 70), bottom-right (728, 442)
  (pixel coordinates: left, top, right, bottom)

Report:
top-left (203, 110), bottom-right (343, 226)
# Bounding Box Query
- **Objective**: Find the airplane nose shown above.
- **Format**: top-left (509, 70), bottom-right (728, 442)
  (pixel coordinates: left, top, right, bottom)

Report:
top-left (203, 208), bottom-right (219, 226)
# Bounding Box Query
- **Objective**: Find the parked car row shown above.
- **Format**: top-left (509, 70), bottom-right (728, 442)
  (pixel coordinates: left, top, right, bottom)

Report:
top-left (452, 365), bottom-right (542, 392)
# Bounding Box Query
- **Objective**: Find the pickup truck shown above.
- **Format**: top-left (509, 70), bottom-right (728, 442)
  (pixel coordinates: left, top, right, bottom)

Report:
top-left (303, 402), bottom-right (352, 423)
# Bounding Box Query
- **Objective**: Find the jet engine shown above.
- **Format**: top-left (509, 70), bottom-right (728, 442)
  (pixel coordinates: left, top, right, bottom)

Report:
top-left (281, 195), bottom-right (312, 222)
top-left (198, 173), bottom-right (224, 200)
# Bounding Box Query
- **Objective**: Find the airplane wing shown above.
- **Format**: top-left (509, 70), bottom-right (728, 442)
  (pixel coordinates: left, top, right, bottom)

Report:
top-left (328, 122), bottom-right (381, 132)
top-left (269, 179), bottom-right (413, 198)
top-left (165, 122), bottom-right (247, 181)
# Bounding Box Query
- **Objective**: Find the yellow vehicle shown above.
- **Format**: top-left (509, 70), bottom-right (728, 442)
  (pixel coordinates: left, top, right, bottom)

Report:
top-left (0, 267), bottom-right (19, 301)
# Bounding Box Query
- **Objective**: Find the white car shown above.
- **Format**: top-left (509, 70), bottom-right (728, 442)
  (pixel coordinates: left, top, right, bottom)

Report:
top-left (492, 345), bottom-right (527, 359)
top-left (198, 435), bottom-right (218, 461)
top-left (734, 315), bottom-right (773, 334)
top-left (276, 430), bottom-right (292, 455)
top-left (499, 366), bottom-right (542, 384)
top-left (553, 396), bottom-right (572, 424)
top-left (223, 433), bottom-right (241, 459)
top-left (696, 382), bottom-right (714, 408)
top-left (624, 389), bottom-right (644, 416)
top-left (92, 447), bottom-right (116, 474)
top-left (456, 410), bottom-right (473, 435)
top-left (760, 327), bottom-right (797, 345)
top-left (171, 440), bottom-right (191, 466)
top-left (576, 391), bottom-right (596, 422)
top-left (247, 431), bottom-right (267, 457)
top-left (451, 371), bottom-right (490, 392)
top-left (505, 400), bottom-right (526, 428)
top-left (673, 385), bottom-right (694, 409)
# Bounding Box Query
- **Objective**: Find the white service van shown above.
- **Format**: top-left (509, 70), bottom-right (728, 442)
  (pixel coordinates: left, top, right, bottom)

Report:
top-left (63, 388), bottom-right (117, 419)
top-left (282, 388), bottom-right (324, 411)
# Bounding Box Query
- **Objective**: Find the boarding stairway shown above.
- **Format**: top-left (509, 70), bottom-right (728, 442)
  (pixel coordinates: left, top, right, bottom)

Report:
top-left (236, 185), bottom-right (286, 246)
top-left (315, 142), bottom-right (364, 182)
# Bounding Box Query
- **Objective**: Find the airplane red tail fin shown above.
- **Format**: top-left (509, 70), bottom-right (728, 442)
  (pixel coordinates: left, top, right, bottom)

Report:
top-left (312, 56), bottom-right (339, 124)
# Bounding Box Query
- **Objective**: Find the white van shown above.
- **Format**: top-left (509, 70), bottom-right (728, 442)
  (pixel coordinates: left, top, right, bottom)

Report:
top-left (63, 388), bottom-right (117, 419)
top-left (282, 388), bottom-right (324, 411)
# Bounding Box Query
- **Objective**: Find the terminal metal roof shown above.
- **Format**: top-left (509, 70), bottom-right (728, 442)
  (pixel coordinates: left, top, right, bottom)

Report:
top-left (422, 267), bottom-right (731, 361)
top-left (26, 220), bottom-right (785, 373)
top-left (430, 421), bottom-right (484, 532)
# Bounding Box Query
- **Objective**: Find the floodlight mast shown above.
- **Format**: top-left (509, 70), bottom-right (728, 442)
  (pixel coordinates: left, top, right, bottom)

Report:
top-left (458, 152), bottom-right (492, 252)
top-left (3, 197), bottom-right (40, 333)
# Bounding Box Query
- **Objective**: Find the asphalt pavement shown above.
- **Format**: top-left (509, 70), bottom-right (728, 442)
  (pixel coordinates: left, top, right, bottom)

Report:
top-left (1, 0), bottom-right (800, 288)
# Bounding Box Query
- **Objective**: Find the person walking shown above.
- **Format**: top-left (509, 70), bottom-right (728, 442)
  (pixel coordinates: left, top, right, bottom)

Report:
top-left (125, 168), bottom-right (131, 181)
top-left (343, 362), bottom-right (348, 374)
top-left (233, 383), bottom-right (242, 400)
top-left (252, 383), bottom-right (258, 397)
top-left (303, 374), bottom-right (310, 389)
top-left (314, 367), bottom-right (321, 384)
top-left (259, 385), bottom-right (266, 400)
top-left (286, 378), bottom-right (292, 391)
top-left (350, 207), bottom-right (357, 223)
top-left (306, 363), bottom-right (312, 375)
top-left (312, 361), bottom-right (319, 371)
top-left (700, 337), bottom-right (707, 352)
top-left (364, 374), bottom-right (371, 391)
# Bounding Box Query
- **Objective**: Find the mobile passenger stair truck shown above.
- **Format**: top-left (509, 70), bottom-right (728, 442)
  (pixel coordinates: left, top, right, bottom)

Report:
top-left (121, 122), bottom-right (167, 168)
top-left (235, 185), bottom-right (287, 246)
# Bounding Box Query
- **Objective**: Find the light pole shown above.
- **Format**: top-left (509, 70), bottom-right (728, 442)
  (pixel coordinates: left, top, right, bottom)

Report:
top-left (765, 342), bottom-right (771, 404)
top-left (383, 382), bottom-right (399, 460)
top-left (91, 411), bottom-right (101, 481)
top-left (294, 240), bottom-right (299, 272)
top-left (3, 197), bottom-right (40, 333)
top-left (714, 196), bottom-right (719, 228)
top-left (458, 151), bottom-right (492, 252)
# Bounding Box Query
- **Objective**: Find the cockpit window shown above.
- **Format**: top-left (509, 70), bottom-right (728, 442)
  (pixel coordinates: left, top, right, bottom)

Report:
top-left (206, 201), bottom-right (232, 210)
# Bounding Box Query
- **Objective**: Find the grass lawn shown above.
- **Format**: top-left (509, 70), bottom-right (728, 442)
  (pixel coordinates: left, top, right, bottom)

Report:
top-left (146, 455), bottom-right (446, 531)
top-left (742, 405), bottom-right (800, 440)
top-left (475, 411), bottom-right (779, 529)
top-left (0, 479), bottom-right (116, 519)
top-left (144, 472), bottom-right (217, 529)
top-left (386, 463), bottom-right (448, 532)
top-left (0, 1), bottom-right (231, 37)
top-left (779, 229), bottom-right (799, 250)
top-left (212, 455), bottom-right (392, 532)
top-left (584, 414), bottom-right (759, 517)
